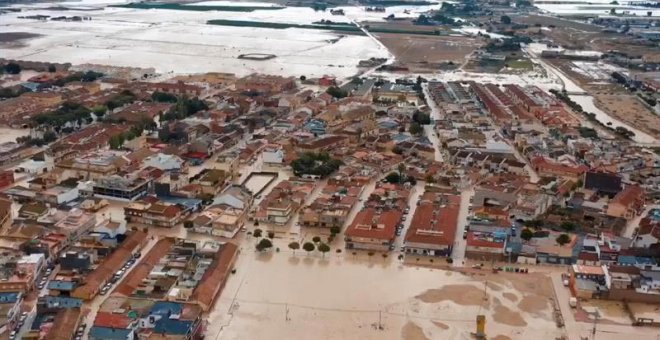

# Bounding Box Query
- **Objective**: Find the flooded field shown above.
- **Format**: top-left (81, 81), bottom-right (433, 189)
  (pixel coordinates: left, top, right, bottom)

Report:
top-left (0, 127), bottom-right (30, 144)
top-left (242, 173), bottom-right (276, 195)
top-left (206, 246), bottom-right (564, 340)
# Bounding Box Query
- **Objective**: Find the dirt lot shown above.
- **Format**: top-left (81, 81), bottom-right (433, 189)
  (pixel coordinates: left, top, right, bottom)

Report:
top-left (375, 33), bottom-right (482, 71)
top-left (593, 92), bottom-right (660, 137)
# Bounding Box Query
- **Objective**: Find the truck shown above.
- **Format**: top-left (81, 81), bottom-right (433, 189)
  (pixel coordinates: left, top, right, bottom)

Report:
top-left (569, 297), bottom-right (577, 308)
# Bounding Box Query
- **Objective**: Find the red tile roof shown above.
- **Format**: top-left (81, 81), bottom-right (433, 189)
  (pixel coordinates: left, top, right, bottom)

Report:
top-left (466, 232), bottom-right (506, 249)
top-left (345, 208), bottom-right (400, 241)
top-left (610, 185), bottom-right (644, 207)
top-left (94, 312), bottom-right (132, 329)
top-left (404, 194), bottom-right (459, 247)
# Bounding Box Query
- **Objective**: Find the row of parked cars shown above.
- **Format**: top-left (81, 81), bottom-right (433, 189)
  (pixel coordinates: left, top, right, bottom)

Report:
top-left (8, 312), bottom-right (29, 339)
top-left (100, 255), bottom-right (139, 295)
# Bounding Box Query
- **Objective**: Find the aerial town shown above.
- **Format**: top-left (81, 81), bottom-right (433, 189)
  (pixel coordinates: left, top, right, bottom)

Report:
top-left (0, 0), bottom-right (660, 339)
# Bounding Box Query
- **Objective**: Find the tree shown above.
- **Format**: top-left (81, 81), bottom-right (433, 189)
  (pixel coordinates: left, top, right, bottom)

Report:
top-left (501, 15), bottom-right (512, 24)
top-left (312, 236), bottom-right (321, 243)
top-left (385, 172), bottom-right (401, 184)
top-left (291, 152), bottom-right (343, 178)
top-left (329, 226), bottom-right (340, 236)
top-left (92, 105), bottom-right (107, 117)
top-left (425, 174), bottom-right (436, 184)
top-left (256, 238), bottom-right (273, 252)
top-left (521, 228), bottom-right (534, 241)
top-left (151, 91), bottom-right (178, 103)
top-left (288, 241), bottom-right (300, 255)
top-left (409, 122), bottom-right (423, 136)
top-left (4, 63), bottom-right (21, 75)
top-left (318, 243), bottom-right (330, 258)
top-left (556, 233), bottom-right (571, 246)
top-left (303, 242), bottom-right (315, 255)
top-left (299, 75), bottom-right (306, 81)
top-left (183, 220), bottom-right (193, 229)
top-left (524, 219), bottom-right (544, 229)
top-left (326, 86), bottom-right (348, 99)
top-left (560, 221), bottom-right (577, 231)
top-left (267, 231), bottom-right (275, 239)
top-left (48, 64), bottom-right (57, 73)
top-left (253, 228), bottom-right (263, 241)
top-left (610, 8), bottom-right (616, 14)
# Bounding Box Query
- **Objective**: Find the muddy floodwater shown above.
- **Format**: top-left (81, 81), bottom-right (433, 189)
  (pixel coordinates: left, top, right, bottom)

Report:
top-left (0, 128), bottom-right (30, 144)
top-left (206, 247), bottom-right (564, 340)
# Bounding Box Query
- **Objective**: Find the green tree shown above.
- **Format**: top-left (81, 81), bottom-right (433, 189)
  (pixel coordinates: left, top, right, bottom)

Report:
top-left (288, 241), bottom-right (300, 255)
top-left (385, 172), bottom-right (401, 184)
top-left (501, 15), bottom-right (512, 24)
top-left (326, 86), bottom-right (348, 99)
top-left (151, 91), bottom-right (178, 103)
top-left (48, 64), bottom-right (57, 73)
top-left (521, 228), bottom-right (534, 241)
top-left (610, 8), bottom-right (616, 14)
top-left (318, 243), bottom-right (330, 258)
top-left (109, 134), bottom-right (124, 150)
top-left (92, 105), bottom-right (107, 117)
top-left (312, 236), bottom-right (321, 243)
top-left (409, 122), bottom-right (423, 136)
top-left (290, 152), bottom-right (342, 178)
top-left (329, 226), bottom-right (340, 236)
top-left (425, 174), bottom-right (436, 183)
top-left (267, 231), bottom-right (275, 239)
top-left (303, 241), bottom-right (315, 255)
top-left (556, 233), bottom-right (571, 246)
top-left (183, 220), bottom-right (194, 229)
top-left (3, 63), bottom-right (21, 75)
top-left (256, 238), bottom-right (273, 252)
top-left (560, 221), bottom-right (577, 232)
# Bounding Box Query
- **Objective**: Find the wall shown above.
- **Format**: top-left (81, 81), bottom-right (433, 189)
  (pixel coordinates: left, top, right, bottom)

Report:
top-left (607, 288), bottom-right (660, 304)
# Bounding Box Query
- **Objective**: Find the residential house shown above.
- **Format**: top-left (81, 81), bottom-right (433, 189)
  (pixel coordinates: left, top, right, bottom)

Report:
top-left (344, 208), bottom-right (401, 251)
top-left (404, 193), bottom-right (459, 257)
top-left (124, 201), bottom-right (185, 228)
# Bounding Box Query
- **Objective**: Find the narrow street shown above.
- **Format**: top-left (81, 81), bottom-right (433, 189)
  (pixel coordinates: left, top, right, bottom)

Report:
top-left (451, 186), bottom-right (474, 267)
top-left (623, 204), bottom-right (658, 238)
top-left (394, 180), bottom-right (425, 250)
top-left (421, 82), bottom-right (444, 162)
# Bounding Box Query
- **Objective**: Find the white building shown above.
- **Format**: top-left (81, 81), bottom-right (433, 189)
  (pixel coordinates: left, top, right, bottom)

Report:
top-left (143, 153), bottom-right (184, 171)
top-left (262, 145), bottom-right (284, 167)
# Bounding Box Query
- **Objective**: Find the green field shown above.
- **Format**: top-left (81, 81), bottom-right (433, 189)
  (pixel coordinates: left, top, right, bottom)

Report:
top-left (112, 3), bottom-right (285, 12)
top-left (207, 19), bottom-right (450, 36)
top-left (207, 19), bottom-right (366, 34)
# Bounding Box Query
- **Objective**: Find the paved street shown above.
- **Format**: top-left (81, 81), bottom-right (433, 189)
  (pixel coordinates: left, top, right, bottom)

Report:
top-left (451, 186), bottom-right (474, 267)
top-left (395, 180), bottom-right (425, 250)
top-left (422, 82), bottom-right (444, 162)
top-left (623, 204), bottom-right (658, 238)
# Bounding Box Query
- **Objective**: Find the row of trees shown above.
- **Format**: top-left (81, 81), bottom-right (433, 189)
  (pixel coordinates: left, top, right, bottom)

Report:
top-left (16, 130), bottom-right (57, 147)
top-left (105, 90), bottom-right (136, 111)
top-left (161, 96), bottom-right (208, 121)
top-left (33, 101), bottom-right (91, 127)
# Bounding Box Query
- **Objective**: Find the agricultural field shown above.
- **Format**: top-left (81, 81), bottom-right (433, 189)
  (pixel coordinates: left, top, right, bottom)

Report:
top-left (375, 33), bottom-right (482, 71)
